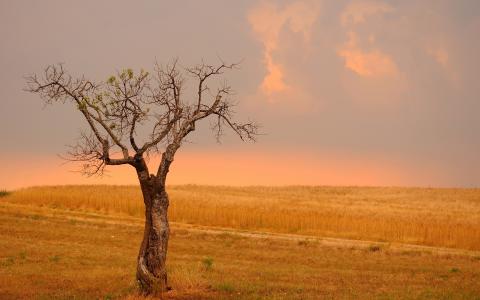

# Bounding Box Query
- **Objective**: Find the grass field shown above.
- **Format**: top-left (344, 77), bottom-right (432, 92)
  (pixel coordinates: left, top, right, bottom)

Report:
top-left (1, 185), bottom-right (480, 299)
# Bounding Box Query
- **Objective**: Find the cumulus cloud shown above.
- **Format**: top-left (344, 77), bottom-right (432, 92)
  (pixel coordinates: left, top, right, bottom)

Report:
top-left (338, 31), bottom-right (399, 77)
top-left (337, 0), bottom-right (398, 78)
top-left (248, 0), bottom-right (319, 96)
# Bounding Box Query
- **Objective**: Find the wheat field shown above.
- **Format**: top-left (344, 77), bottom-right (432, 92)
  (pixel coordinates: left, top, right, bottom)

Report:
top-left (4, 185), bottom-right (480, 250)
top-left (2, 200), bottom-right (479, 299)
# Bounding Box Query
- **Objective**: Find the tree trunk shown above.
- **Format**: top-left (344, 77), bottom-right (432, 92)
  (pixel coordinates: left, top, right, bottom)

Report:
top-left (136, 169), bottom-right (170, 295)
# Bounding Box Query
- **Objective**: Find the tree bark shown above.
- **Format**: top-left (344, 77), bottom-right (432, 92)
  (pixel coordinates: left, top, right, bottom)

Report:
top-left (135, 162), bottom-right (170, 295)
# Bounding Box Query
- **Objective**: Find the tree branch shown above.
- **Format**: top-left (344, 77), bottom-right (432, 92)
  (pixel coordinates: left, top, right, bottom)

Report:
top-left (26, 60), bottom-right (259, 178)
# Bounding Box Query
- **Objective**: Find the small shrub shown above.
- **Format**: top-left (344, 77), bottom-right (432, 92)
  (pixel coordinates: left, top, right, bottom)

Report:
top-left (0, 190), bottom-right (9, 197)
top-left (1, 256), bottom-right (15, 267)
top-left (103, 294), bottom-right (113, 300)
top-left (216, 282), bottom-right (234, 293)
top-left (49, 255), bottom-right (61, 263)
top-left (298, 240), bottom-right (308, 246)
top-left (19, 251), bottom-right (27, 260)
top-left (368, 245), bottom-right (381, 252)
top-left (202, 257), bottom-right (214, 271)
top-left (450, 267), bottom-right (460, 273)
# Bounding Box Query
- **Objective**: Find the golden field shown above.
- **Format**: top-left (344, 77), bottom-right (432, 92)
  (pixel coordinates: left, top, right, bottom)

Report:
top-left (4, 185), bottom-right (480, 250)
top-left (1, 196), bottom-right (480, 299)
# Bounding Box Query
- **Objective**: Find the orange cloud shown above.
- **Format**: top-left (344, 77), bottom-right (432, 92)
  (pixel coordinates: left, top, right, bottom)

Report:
top-left (248, 0), bottom-right (319, 96)
top-left (426, 45), bottom-right (461, 87)
top-left (428, 47), bottom-right (449, 68)
top-left (262, 54), bottom-right (287, 93)
top-left (337, 1), bottom-right (398, 78)
top-left (341, 0), bottom-right (393, 26)
top-left (338, 31), bottom-right (399, 77)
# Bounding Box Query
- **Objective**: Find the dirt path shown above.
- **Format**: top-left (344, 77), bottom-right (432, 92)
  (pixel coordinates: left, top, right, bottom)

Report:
top-left (173, 223), bottom-right (480, 257)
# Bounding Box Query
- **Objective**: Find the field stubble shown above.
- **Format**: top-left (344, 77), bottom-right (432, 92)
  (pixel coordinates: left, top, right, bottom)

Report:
top-left (0, 200), bottom-right (479, 299)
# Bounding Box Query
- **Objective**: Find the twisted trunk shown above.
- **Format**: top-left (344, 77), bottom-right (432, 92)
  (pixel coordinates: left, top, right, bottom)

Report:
top-left (135, 164), bottom-right (170, 294)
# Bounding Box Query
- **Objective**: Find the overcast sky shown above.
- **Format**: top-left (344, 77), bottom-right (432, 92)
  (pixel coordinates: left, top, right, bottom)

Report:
top-left (1, 0), bottom-right (479, 188)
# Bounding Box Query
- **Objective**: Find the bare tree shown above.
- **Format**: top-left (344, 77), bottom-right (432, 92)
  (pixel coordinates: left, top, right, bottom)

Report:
top-left (25, 59), bottom-right (259, 295)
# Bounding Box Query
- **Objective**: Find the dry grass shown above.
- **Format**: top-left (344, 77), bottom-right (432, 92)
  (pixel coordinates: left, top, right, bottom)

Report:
top-left (4, 185), bottom-right (480, 250)
top-left (0, 201), bottom-right (479, 299)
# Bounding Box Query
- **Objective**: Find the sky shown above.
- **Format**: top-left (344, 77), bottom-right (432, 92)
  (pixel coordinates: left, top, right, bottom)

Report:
top-left (1, 0), bottom-right (479, 189)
